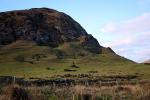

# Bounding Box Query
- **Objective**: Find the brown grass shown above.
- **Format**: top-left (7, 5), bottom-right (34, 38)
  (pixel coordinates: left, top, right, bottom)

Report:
top-left (0, 82), bottom-right (150, 100)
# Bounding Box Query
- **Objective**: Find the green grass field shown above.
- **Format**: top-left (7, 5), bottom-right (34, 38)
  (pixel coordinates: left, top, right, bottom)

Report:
top-left (0, 40), bottom-right (149, 80)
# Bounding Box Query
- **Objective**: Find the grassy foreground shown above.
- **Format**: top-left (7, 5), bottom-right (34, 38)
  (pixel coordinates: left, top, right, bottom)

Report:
top-left (0, 40), bottom-right (149, 80)
top-left (0, 83), bottom-right (150, 100)
top-left (0, 41), bottom-right (150, 100)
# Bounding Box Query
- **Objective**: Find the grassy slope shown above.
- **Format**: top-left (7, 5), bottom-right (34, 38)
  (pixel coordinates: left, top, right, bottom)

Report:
top-left (0, 40), bottom-right (149, 80)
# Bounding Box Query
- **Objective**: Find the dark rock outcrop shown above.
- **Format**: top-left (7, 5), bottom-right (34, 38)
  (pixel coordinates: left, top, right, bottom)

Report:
top-left (0, 8), bottom-right (111, 53)
top-left (0, 8), bottom-right (87, 45)
top-left (80, 35), bottom-right (102, 53)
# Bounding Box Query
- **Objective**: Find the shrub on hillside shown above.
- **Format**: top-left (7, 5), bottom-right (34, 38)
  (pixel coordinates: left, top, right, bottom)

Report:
top-left (11, 87), bottom-right (31, 100)
top-left (56, 50), bottom-right (66, 59)
top-left (14, 56), bottom-right (25, 62)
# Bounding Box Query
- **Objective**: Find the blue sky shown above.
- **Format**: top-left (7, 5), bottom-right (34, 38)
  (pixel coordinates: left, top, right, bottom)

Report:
top-left (0, 0), bottom-right (150, 62)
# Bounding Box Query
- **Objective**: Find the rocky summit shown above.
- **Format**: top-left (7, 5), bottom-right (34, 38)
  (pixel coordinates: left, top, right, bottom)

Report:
top-left (0, 8), bottom-right (114, 54)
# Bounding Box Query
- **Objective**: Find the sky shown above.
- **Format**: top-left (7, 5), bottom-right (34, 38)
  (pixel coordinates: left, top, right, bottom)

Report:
top-left (0, 0), bottom-right (150, 62)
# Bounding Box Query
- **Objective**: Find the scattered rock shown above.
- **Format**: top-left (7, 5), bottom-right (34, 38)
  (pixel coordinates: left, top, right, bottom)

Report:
top-left (64, 69), bottom-right (77, 72)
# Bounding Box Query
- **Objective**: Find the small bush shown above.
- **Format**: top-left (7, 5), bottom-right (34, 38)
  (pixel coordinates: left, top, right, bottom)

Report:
top-left (69, 62), bottom-right (79, 68)
top-left (64, 69), bottom-right (77, 72)
top-left (56, 50), bottom-right (66, 59)
top-left (11, 87), bottom-right (31, 100)
top-left (15, 56), bottom-right (25, 62)
top-left (88, 71), bottom-right (98, 73)
top-left (46, 67), bottom-right (50, 70)
top-left (42, 89), bottom-right (56, 100)
top-left (0, 86), bottom-right (2, 94)
top-left (78, 52), bottom-right (87, 56)
top-left (46, 67), bottom-right (54, 70)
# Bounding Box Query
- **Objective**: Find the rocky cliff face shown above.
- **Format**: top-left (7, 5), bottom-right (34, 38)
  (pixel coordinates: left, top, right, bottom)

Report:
top-left (0, 8), bottom-right (109, 53)
top-left (143, 60), bottom-right (150, 64)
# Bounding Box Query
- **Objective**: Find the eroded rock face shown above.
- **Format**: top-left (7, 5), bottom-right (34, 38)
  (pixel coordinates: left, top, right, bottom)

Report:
top-left (0, 8), bottom-right (87, 45)
top-left (0, 8), bottom-right (104, 53)
top-left (80, 35), bottom-right (102, 53)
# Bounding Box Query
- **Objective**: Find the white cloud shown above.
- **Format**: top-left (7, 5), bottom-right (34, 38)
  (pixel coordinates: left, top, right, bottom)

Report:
top-left (100, 11), bottom-right (150, 63)
top-left (100, 14), bottom-right (150, 62)
top-left (106, 32), bottom-right (150, 62)
top-left (108, 31), bottom-right (150, 48)
top-left (103, 36), bottom-right (133, 48)
top-left (100, 13), bottom-right (150, 34)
